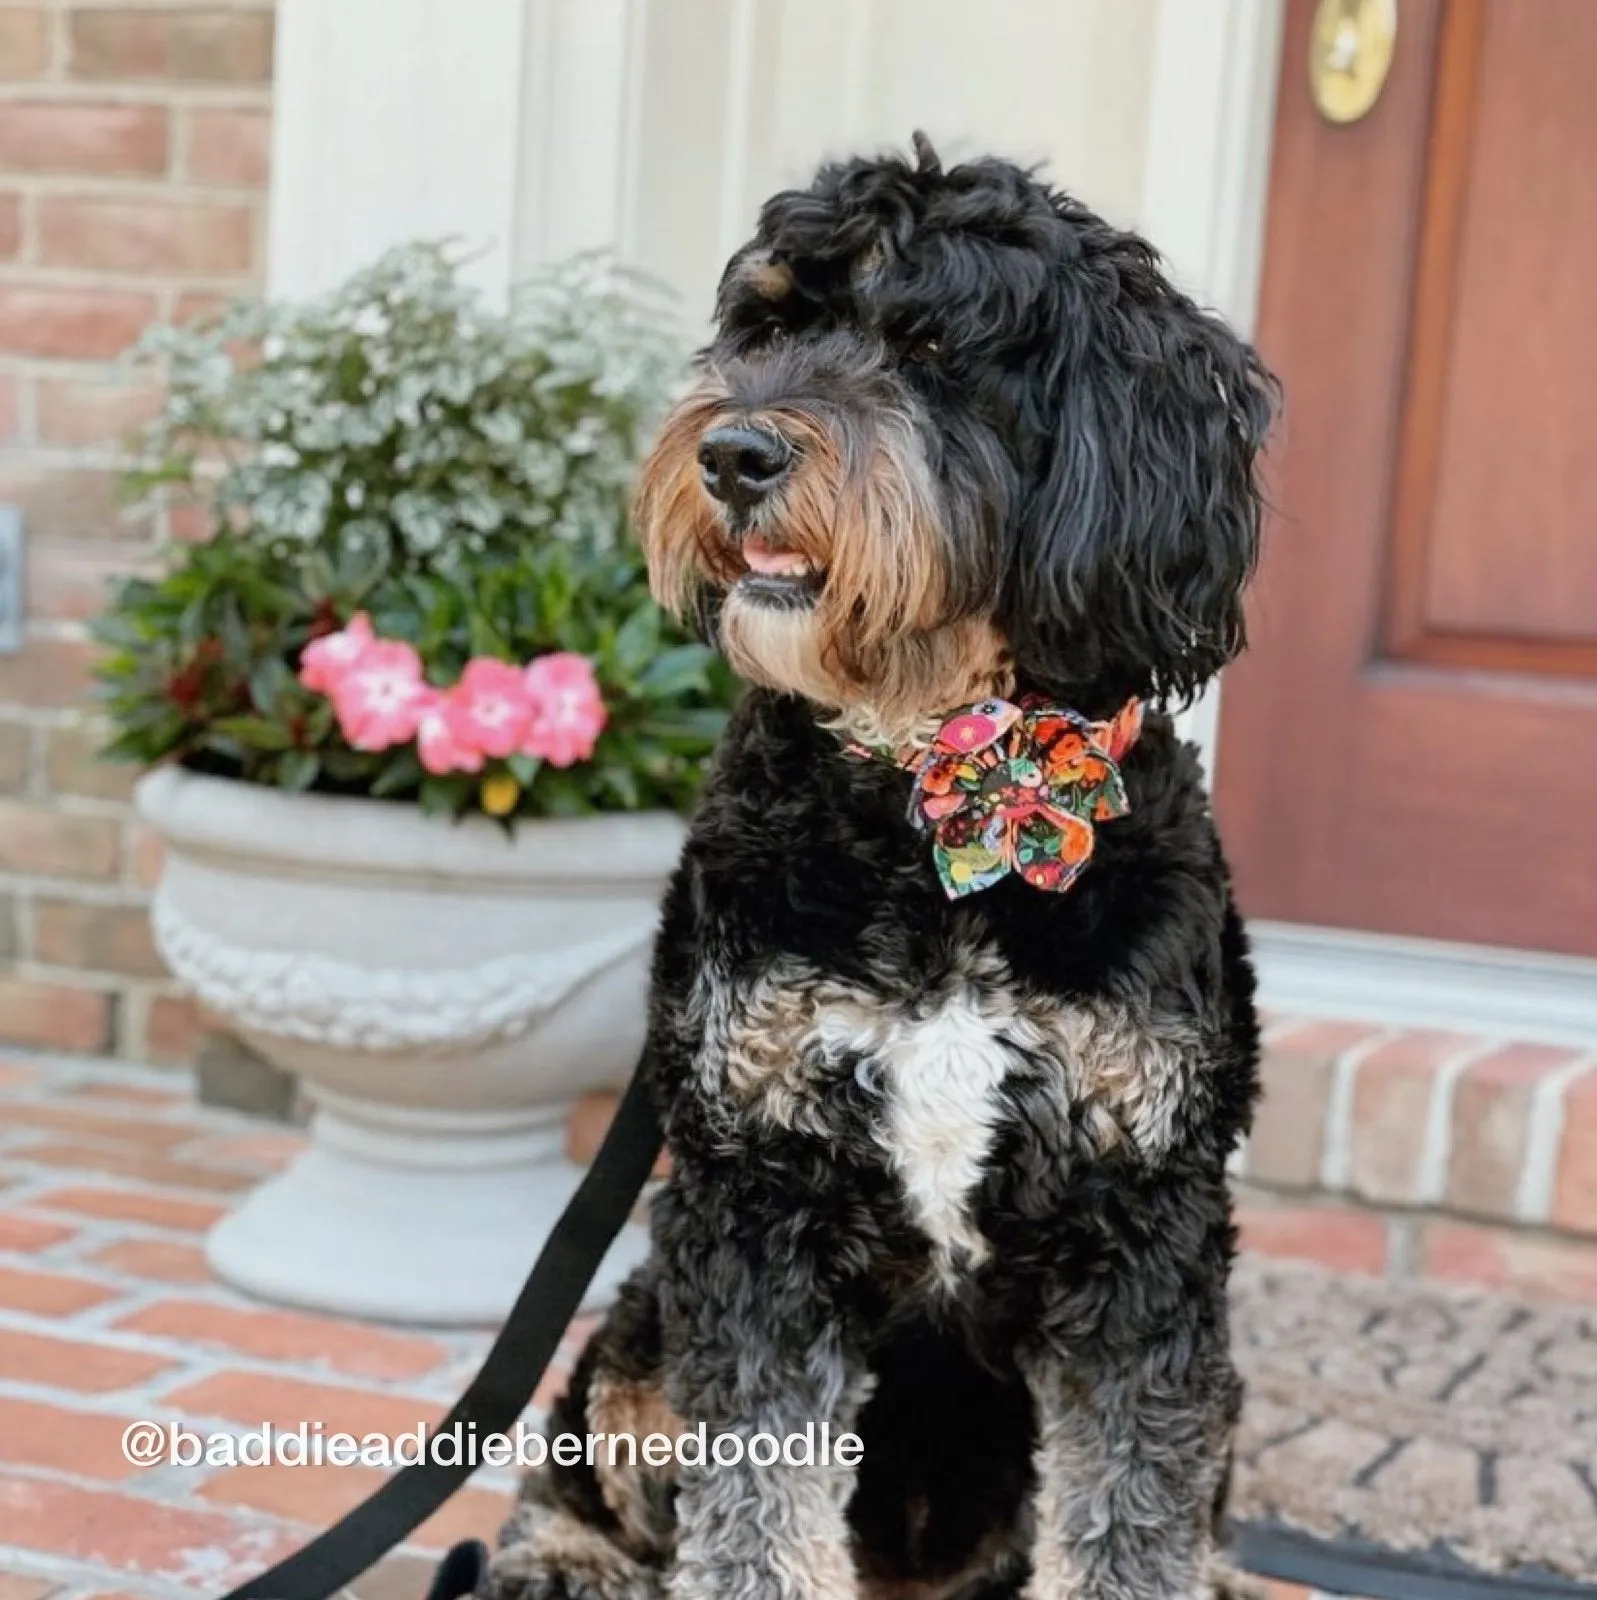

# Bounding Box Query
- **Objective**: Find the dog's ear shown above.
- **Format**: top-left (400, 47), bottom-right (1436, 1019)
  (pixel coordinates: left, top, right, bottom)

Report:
top-left (1002, 249), bottom-right (1278, 708)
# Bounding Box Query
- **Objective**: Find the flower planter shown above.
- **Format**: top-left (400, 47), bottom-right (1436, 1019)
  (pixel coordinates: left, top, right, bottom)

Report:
top-left (136, 766), bottom-right (683, 1326)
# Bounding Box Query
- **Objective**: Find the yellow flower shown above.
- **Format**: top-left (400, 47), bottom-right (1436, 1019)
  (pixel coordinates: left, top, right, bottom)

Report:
top-left (480, 773), bottom-right (520, 817)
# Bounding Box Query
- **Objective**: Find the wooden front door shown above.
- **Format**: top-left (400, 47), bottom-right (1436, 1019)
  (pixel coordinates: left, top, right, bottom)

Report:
top-left (1214, 0), bottom-right (1597, 958)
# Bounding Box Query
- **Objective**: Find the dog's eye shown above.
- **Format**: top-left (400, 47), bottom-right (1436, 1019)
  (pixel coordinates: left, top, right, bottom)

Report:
top-left (906, 337), bottom-right (941, 364)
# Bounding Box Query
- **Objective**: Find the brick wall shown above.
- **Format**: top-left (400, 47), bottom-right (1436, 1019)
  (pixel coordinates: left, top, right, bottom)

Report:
top-left (0, 2), bottom-right (272, 1063)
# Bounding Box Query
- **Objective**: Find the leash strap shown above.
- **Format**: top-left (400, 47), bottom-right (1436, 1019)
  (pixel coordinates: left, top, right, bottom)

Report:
top-left (219, 1058), bottom-right (663, 1600)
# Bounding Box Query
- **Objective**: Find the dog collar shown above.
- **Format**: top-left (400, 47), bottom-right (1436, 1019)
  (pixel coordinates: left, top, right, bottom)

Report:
top-left (847, 696), bottom-right (1143, 899)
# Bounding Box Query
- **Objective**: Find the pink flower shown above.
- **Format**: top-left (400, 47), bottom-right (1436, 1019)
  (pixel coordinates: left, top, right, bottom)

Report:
top-left (416, 692), bottom-right (484, 775)
top-left (522, 652), bottom-right (606, 768)
top-left (330, 639), bottom-right (433, 750)
top-left (298, 612), bottom-right (376, 693)
top-left (449, 657), bottom-right (533, 759)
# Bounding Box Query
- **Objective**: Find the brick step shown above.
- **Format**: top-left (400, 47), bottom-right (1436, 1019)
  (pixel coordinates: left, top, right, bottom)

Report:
top-left (566, 1014), bottom-right (1597, 1299)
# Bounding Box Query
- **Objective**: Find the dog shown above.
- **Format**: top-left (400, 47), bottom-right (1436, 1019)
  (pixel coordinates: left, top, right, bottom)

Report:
top-left (485, 134), bottom-right (1277, 1600)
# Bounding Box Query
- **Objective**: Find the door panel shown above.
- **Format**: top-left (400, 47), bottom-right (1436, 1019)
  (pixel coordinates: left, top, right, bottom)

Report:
top-left (1214, 0), bottom-right (1597, 956)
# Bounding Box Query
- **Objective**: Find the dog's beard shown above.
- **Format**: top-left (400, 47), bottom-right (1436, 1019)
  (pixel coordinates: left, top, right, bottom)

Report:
top-left (636, 376), bottom-right (1011, 747)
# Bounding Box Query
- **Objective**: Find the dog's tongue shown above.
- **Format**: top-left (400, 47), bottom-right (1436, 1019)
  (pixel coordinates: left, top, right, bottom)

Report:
top-left (743, 536), bottom-right (809, 577)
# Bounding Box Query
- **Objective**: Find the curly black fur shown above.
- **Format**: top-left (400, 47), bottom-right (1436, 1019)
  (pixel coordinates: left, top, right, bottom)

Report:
top-left (488, 138), bottom-right (1277, 1600)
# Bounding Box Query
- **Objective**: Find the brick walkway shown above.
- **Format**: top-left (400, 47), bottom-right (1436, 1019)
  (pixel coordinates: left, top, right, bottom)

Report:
top-left (0, 1052), bottom-right (596, 1600)
top-left (4, 1026), bottom-right (1596, 1600)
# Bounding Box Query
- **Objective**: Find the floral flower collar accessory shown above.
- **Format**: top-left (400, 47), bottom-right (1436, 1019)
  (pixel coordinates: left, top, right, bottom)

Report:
top-left (850, 696), bottom-right (1143, 900)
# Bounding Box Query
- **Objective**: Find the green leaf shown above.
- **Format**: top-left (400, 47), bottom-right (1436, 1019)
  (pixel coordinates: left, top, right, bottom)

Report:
top-left (371, 747), bottom-right (425, 797)
top-left (610, 602), bottom-right (660, 679)
top-left (211, 715), bottom-right (294, 751)
top-left (635, 643), bottom-right (712, 699)
top-left (277, 749), bottom-right (320, 791)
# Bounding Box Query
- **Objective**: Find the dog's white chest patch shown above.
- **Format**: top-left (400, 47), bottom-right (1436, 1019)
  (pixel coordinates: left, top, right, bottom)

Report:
top-left (872, 994), bottom-right (1014, 1281)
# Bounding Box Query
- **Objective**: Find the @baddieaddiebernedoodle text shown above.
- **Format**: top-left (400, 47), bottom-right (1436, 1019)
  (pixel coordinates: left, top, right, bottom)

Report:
top-left (121, 1420), bottom-right (864, 1471)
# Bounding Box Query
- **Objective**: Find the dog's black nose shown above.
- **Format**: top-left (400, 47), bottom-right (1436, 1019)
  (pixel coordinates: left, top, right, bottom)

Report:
top-left (698, 425), bottom-right (791, 510)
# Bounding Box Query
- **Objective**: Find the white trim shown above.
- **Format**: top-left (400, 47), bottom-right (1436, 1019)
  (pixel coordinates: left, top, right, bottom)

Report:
top-left (268, 0), bottom-right (528, 301)
top-left (1137, 0), bottom-right (1286, 773)
top-left (1252, 922), bottom-right (1597, 1049)
top-left (514, 0), bottom-right (644, 270)
top-left (1139, 0), bottom-right (1286, 336)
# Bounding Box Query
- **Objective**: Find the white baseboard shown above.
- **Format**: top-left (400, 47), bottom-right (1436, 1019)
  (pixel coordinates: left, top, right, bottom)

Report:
top-left (1249, 921), bottom-right (1597, 1048)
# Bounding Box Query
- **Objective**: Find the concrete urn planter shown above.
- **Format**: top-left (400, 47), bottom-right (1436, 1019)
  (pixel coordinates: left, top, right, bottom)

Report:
top-left (136, 766), bottom-right (683, 1326)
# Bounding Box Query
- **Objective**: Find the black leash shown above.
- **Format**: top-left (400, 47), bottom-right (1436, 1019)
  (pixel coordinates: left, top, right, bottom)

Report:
top-left (220, 1058), bottom-right (663, 1600)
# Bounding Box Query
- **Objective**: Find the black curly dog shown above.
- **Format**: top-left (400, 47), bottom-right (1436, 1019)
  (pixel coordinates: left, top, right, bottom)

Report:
top-left (487, 135), bottom-right (1277, 1600)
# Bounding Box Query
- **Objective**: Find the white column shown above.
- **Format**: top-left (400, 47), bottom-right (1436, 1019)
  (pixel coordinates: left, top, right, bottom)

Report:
top-left (268, 0), bottom-right (655, 303)
top-left (1138, 0), bottom-right (1286, 774)
top-left (268, 0), bottom-right (530, 300)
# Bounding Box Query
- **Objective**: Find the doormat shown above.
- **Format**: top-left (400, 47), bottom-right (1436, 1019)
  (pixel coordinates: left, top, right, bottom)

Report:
top-left (1231, 1258), bottom-right (1597, 1598)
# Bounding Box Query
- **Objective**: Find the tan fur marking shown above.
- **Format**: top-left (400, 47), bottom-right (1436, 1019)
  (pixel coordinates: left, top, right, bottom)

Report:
top-left (1031, 998), bottom-right (1203, 1160)
top-left (740, 252), bottom-right (794, 300)
top-left (632, 376), bottom-right (1010, 746)
top-left (587, 1371), bottom-right (685, 1556)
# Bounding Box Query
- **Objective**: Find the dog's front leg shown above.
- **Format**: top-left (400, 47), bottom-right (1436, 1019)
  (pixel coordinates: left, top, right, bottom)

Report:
top-left (1020, 1321), bottom-right (1240, 1600)
top-left (658, 1214), bottom-right (868, 1600)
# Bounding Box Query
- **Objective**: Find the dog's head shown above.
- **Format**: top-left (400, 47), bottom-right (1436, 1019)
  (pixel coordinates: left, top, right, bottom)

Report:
top-left (635, 135), bottom-right (1277, 741)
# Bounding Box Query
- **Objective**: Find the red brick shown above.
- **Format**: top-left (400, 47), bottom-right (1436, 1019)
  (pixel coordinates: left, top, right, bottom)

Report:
top-left (1347, 1030), bottom-right (1476, 1205)
top-left (39, 195), bottom-right (253, 275)
top-left (85, 1236), bottom-right (211, 1285)
top-left (202, 1462), bottom-right (506, 1553)
top-left (1236, 1200), bottom-right (1388, 1275)
top-left (1248, 1035), bottom-right (1339, 1189)
top-left (0, 464), bottom-right (133, 541)
top-left (0, 636), bottom-right (102, 709)
top-left (28, 1184), bottom-right (226, 1232)
top-left (0, 1212), bottom-right (76, 1252)
top-left (566, 1089), bottom-right (671, 1179)
top-left (0, 719), bottom-right (29, 790)
top-left (116, 1299), bottom-right (449, 1382)
top-left (139, 993), bottom-right (212, 1065)
top-left (0, 1573), bottom-right (57, 1600)
top-left (0, 285), bottom-right (155, 359)
top-left (70, 10), bottom-right (275, 84)
top-left (182, 1130), bottom-right (304, 1173)
top-left (0, 977), bottom-right (112, 1052)
top-left (171, 291), bottom-right (230, 327)
top-left (0, 1472), bottom-right (303, 1587)
top-left (0, 1263), bottom-right (118, 1316)
top-left (1417, 1219), bottom-right (1597, 1301)
top-left (29, 543), bottom-right (152, 627)
top-left (0, 1326), bottom-right (171, 1393)
top-left (0, 371), bottom-right (19, 441)
top-left (0, 1397), bottom-right (146, 1481)
top-left (1448, 1043), bottom-right (1581, 1222)
top-left (0, 102), bottom-right (168, 176)
top-left (130, 825), bottom-right (164, 891)
top-left (36, 376), bottom-right (163, 448)
top-left (3, 1102), bottom-right (193, 1150)
top-left (68, 1081), bottom-right (187, 1108)
top-left (0, 9), bottom-right (49, 77)
top-left (1553, 1066), bottom-right (1597, 1236)
top-left (0, 191), bottom-right (20, 260)
top-left (0, 799), bottom-right (119, 878)
top-left (166, 1371), bottom-right (445, 1441)
top-left (32, 899), bottom-right (166, 979)
top-left (14, 1142), bottom-right (252, 1194)
top-left (1265, 1017), bottom-right (1385, 1063)
top-left (43, 718), bottom-right (140, 798)
top-left (185, 107), bottom-right (269, 186)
